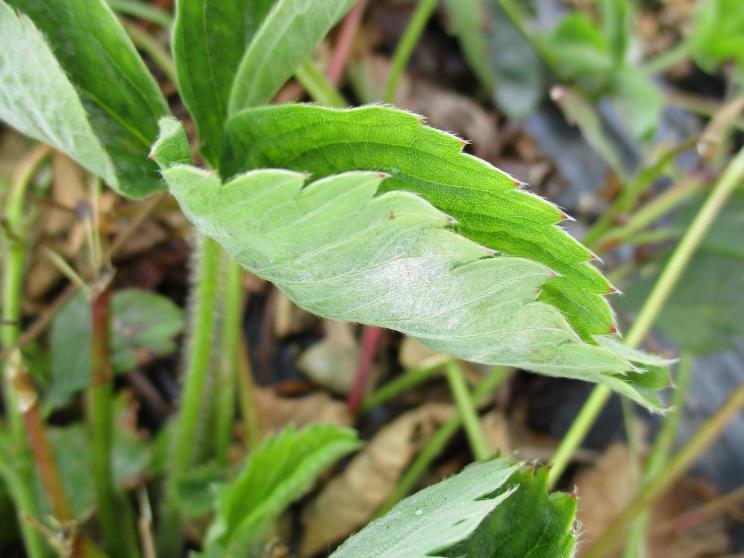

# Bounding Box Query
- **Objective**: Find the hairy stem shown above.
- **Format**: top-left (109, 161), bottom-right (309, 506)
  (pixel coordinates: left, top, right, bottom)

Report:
top-left (1, 144), bottom-right (50, 558)
top-left (548, 145), bottom-right (744, 488)
top-left (216, 256), bottom-right (243, 466)
top-left (159, 234), bottom-right (220, 557)
top-left (383, 0), bottom-right (437, 103)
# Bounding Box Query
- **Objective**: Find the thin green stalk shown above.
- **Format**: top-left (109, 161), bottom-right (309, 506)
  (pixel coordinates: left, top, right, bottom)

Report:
top-left (377, 366), bottom-right (511, 515)
top-left (359, 357), bottom-right (450, 416)
top-left (2, 144), bottom-right (50, 558)
top-left (295, 59), bottom-right (348, 107)
top-left (445, 361), bottom-right (489, 461)
top-left (622, 352), bottom-right (696, 558)
top-left (641, 40), bottom-right (693, 75)
top-left (216, 256), bottom-right (243, 466)
top-left (88, 280), bottom-right (141, 558)
top-left (597, 177), bottom-right (702, 250)
top-left (383, 0), bottom-right (437, 103)
top-left (236, 337), bottom-right (261, 451)
top-left (108, 0), bottom-right (173, 28)
top-left (549, 145), bottom-right (744, 488)
top-left (159, 235), bottom-right (221, 557)
top-left (583, 378), bottom-right (744, 558)
top-left (122, 20), bottom-right (177, 84)
top-left (583, 139), bottom-right (696, 248)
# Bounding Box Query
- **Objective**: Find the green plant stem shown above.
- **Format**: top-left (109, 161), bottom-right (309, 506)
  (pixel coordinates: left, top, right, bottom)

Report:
top-left (641, 40), bottom-right (693, 75)
top-left (108, 0), bottom-right (173, 28)
top-left (383, 0), bottom-right (437, 103)
top-left (622, 352), bottom-right (695, 558)
top-left (378, 366), bottom-right (511, 515)
top-left (1, 144), bottom-right (50, 558)
top-left (216, 256), bottom-right (243, 466)
top-left (88, 280), bottom-right (140, 558)
top-left (549, 145), bottom-right (744, 488)
top-left (583, 139), bottom-right (696, 248)
top-left (583, 378), bottom-right (744, 558)
top-left (295, 59), bottom-right (347, 107)
top-left (159, 234), bottom-right (220, 557)
top-left (237, 337), bottom-right (261, 451)
top-left (122, 19), bottom-right (177, 83)
top-left (596, 176), bottom-right (702, 251)
top-left (359, 357), bottom-right (450, 415)
top-left (445, 362), bottom-right (489, 461)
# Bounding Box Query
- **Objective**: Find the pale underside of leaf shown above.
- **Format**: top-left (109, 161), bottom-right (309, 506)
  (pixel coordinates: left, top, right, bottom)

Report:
top-left (0, 1), bottom-right (117, 185)
top-left (162, 164), bottom-right (663, 409)
top-left (222, 104), bottom-right (617, 341)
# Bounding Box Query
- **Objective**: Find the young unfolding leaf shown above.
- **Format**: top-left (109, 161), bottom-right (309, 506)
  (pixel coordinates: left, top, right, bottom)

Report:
top-left (0, 1), bottom-right (116, 185)
top-left (203, 425), bottom-right (360, 557)
top-left (6, 0), bottom-right (170, 197)
top-left (330, 459), bottom-right (576, 558)
top-left (159, 154), bottom-right (664, 409)
top-left (172, 0), bottom-right (274, 165)
top-left (173, 0), bottom-right (354, 164)
top-left (227, 0), bottom-right (355, 114)
top-left (222, 104), bottom-right (616, 342)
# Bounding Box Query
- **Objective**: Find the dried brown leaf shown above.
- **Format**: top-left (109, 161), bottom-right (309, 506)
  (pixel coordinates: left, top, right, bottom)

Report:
top-left (299, 403), bottom-right (453, 556)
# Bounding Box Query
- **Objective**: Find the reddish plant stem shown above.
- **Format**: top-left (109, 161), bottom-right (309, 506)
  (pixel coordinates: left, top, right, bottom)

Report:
top-left (9, 352), bottom-right (74, 522)
top-left (347, 325), bottom-right (385, 414)
top-left (327, 0), bottom-right (367, 86)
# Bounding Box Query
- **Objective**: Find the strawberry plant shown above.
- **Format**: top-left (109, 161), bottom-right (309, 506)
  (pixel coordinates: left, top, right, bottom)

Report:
top-left (2, 0), bottom-right (744, 557)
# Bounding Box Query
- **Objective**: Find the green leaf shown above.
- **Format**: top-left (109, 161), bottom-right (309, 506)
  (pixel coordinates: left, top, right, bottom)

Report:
top-left (692, 0), bottom-right (744, 77)
top-left (161, 162), bottom-right (664, 410)
top-left (610, 66), bottom-right (662, 140)
top-left (0, 1), bottom-right (116, 184)
top-left (43, 394), bottom-right (152, 519)
top-left (8, 0), bottom-right (170, 198)
top-left (204, 425), bottom-right (360, 556)
top-left (540, 13), bottom-right (614, 92)
top-left (621, 190), bottom-right (744, 355)
top-left (227, 0), bottom-right (356, 114)
top-left (443, 0), bottom-right (495, 91)
top-left (330, 459), bottom-right (576, 558)
top-left (47, 289), bottom-right (184, 410)
top-left (222, 103), bottom-right (616, 342)
top-left (174, 462), bottom-right (228, 519)
top-left (172, 0), bottom-right (274, 165)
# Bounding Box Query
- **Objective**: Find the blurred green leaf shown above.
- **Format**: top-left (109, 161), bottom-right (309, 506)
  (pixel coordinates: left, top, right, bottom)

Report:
top-left (692, 0), bottom-right (744, 80)
top-left (541, 13), bottom-right (614, 92)
top-left (444, 0), bottom-right (544, 119)
top-left (203, 425), bottom-right (360, 556)
top-left (330, 460), bottom-right (576, 558)
top-left (47, 289), bottom-right (184, 410)
top-left (174, 462), bottom-right (228, 519)
top-left (43, 394), bottom-right (152, 519)
top-left (6, 0), bottom-right (170, 198)
top-left (610, 66), bottom-right (663, 140)
top-left (621, 191), bottom-right (744, 354)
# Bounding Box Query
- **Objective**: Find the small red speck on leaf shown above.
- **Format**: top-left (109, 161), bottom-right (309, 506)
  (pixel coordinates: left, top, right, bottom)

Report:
top-left (608, 325), bottom-right (618, 334)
